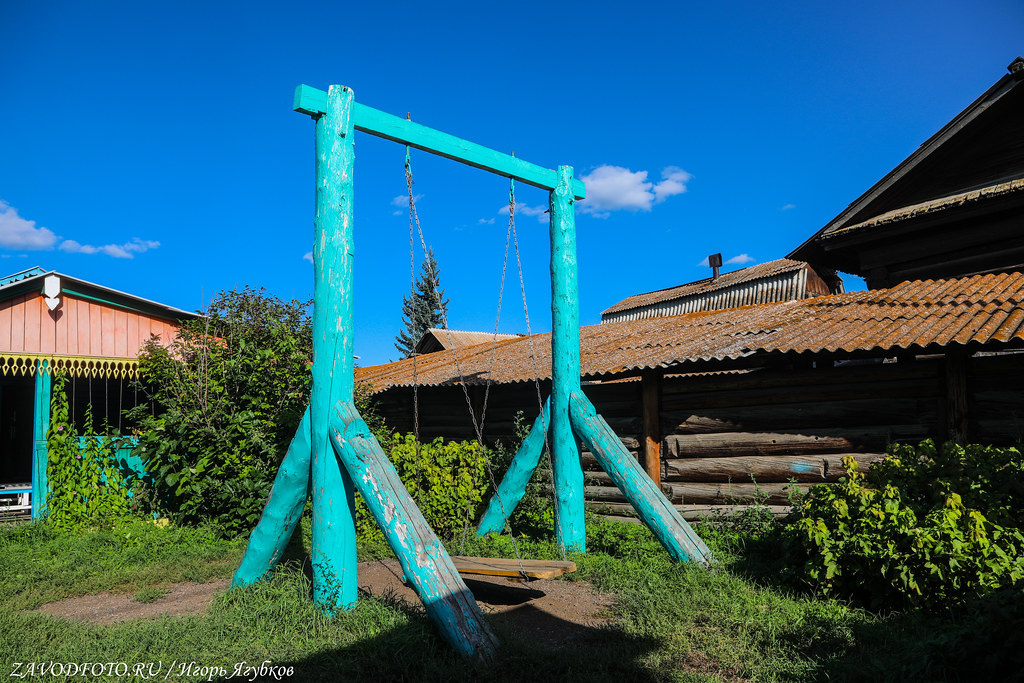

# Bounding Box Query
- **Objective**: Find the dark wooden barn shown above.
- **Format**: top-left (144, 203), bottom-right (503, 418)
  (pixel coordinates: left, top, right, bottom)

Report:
top-left (357, 58), bottom-right (1024, 522)
top-left (789, 57), bottom-right (1024, 288)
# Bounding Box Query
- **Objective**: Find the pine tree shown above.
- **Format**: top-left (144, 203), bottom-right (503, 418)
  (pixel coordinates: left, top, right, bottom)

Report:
top-left (394, 249), bottom-right (449, 358)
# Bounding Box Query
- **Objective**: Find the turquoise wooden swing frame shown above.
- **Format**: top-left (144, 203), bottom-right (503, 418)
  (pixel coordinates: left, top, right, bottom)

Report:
top-left (232, 84), bottom-right (711, 660)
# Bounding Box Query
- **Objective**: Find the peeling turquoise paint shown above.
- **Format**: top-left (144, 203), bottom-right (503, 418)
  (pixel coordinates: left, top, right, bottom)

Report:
top-left (568, 390), bottom-right (714, 566)
top-left (330, 401), bottom-right (498, 661)
top-left (232, 407), bottom-right (312, 588)
top-left (476, 399), bottom-right (550, 535)
top-left (309, 84), bottom-right (359, 614)
top-left (549, 166), bottom-right (586, 553)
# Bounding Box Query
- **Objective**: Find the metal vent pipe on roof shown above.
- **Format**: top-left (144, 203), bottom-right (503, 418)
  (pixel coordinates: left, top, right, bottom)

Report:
top-left (709, 253), bottom-right (723, 280)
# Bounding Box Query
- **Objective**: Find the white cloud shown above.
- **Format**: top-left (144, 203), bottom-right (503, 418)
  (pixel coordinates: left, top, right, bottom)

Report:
top-left (653, 167), bottom-right (693, 203)
top-left (478, 217), bottom-right (495, 225)
top-left (392, 193), bottom-right (422, 207)
top-left (498, 202), bottom-right (548, 223)
top-left (0, 201), bottom-right (58, 250)
top-left (781, 203), bottom-right (796, 211)
top-left (726, 253), bottom-right (755, 265)
top-left (303, 252), bottom-right (313, 263)
top-left (577, 165), bottom-right (691, 217)
top-left (59, 237), bottom-right (160, 259)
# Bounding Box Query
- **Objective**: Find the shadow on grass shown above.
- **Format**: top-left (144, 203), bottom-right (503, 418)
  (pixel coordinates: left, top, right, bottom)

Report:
top-left (221, 580), bottom-right (663, 683)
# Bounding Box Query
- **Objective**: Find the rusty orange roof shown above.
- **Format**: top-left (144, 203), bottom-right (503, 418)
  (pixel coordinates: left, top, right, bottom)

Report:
top-left (356, 271), bottom-right (1024, 392)
top-left (601, 259), bottom-right (813, 316)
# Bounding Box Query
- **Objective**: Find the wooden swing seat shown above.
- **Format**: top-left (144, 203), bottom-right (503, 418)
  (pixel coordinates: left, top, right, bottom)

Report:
top-left (451, 556), bottom-right (576, 580)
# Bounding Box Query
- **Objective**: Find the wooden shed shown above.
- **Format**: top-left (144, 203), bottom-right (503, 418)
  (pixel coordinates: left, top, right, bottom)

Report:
top-left (0, 267), bottom-right (197, 518)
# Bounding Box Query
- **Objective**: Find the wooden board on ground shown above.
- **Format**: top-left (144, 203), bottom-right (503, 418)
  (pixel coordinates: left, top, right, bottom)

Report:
top-left (451, 556), bottom-right (576, 580)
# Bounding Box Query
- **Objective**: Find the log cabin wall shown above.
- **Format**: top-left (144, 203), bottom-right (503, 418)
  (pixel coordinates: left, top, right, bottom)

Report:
top-left (366, 350), bottom-right (1023, 521)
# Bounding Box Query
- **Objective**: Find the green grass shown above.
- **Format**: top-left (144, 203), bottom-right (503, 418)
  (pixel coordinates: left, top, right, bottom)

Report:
top-left (0, 516), bottom-right (1015, 682)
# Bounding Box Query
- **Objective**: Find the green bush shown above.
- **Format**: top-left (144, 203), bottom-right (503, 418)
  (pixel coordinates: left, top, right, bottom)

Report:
top-left (782, 442), bottom-right (1024, 609)
top-left (129, 287), bottom-right (312, 536)
top-left (355, 434), bottom-right (488, 543)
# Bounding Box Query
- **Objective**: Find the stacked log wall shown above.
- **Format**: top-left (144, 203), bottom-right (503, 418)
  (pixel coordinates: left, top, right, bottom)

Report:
top-left (366, 351), bottom-right (1024, 522)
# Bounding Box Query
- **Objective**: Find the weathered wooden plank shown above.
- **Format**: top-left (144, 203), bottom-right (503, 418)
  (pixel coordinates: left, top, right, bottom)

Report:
top-left (331, 401), bottom-right (499, 661)
top-left (661, 453), bottom-right (887, 483)
top-left (232, 408), bottom-right (312, 588)
top-left (477, 400), bottom-right (549, 536)
top-left (586, 501), bottom-right (793, 520)
top-left (310, 84), bottom-right (358, 613)
top-left (662, 426), bottom-right (928, 458)
top-left (661, 398), bottom-right (930, 434)
top-left (294, 84), bottom-right (586, 198)
top-left (660, 379), bottom-right (941, 411)
top-left (549, 166), bottom-right (585, 553)
top-left (451, 556), bottom-right (576, 580)
top-left (944, 352), bottom-right (969, 443)
top-left (569, 389), bottom-right (713, 565)
top-left (660, 482), bottom-right (811, 506)
top-left (642, 370), bottom-right (661, 486)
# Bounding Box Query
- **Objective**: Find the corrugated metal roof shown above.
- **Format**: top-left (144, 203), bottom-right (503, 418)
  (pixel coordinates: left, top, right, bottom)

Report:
top-left (601, 259), bottom-right (811, 316)
top-left (356, 271), bottom-right (1024, 392)
top-left (415, 328), bottom-right (521, 352)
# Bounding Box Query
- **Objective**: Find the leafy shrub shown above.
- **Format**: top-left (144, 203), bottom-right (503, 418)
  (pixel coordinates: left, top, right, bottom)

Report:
top-left (45, 374), bottom-right (135, 530)
top-left (782, 442), bottom-right (1024, 609)
top-left (129, 287), bottom-right (312, 535)
top-left (355, 434), bottom-right (488, 543)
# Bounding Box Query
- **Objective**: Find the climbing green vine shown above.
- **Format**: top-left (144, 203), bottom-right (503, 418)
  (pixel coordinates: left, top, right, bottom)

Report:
top-left (45, 374), bottom-right (134, 530)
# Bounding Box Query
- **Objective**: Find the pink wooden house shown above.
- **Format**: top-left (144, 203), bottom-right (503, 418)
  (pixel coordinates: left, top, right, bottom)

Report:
top-left (0, 266), bottom-right (198, 518)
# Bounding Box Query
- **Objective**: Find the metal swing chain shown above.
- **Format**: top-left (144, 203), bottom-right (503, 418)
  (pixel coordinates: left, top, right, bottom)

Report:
top-left (404, 150), bottom-right (527, 575)
top-left (405, 147), bottom-right (420, 445)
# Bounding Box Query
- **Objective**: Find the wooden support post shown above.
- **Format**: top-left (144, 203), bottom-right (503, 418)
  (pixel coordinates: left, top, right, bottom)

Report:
top-left (330, 401), bottom-right (499, 661)
top-left (549, 165), bottom-right (585, 553)
top-left (310, 84), bottom-right (358, 612)
top-left (477, 399), bottom-right (550, 536)
top-left (641, 370), bottom-right (662, 487)
top-left (31, 361), bottom-right (50, 520)
top-left (231, 407), bottom-right (312, 587)
top-left (568, 389), bottom-right (713, 566)
top-left (944, 351), bottom-right (969, 444)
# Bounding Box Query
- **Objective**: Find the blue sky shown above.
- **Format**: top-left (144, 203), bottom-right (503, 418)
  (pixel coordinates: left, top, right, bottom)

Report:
top-left (2, 1), bottom-right (1021, 366)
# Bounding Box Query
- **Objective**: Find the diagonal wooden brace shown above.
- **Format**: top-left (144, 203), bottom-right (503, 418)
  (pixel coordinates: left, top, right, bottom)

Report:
top-left (330, 400), bottom-right (499, 661)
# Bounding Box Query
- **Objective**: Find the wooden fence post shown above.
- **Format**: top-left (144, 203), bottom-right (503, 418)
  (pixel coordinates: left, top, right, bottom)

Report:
top-left (641, 369), bottom-right (662, 488)
top-left (944, 351), bottom-right (969, 444)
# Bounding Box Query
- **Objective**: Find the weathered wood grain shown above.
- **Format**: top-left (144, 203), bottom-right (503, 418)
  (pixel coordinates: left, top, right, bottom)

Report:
top-left (309, 85), bottom-right (358, 613)
top-left (549, 166), bottom-right (585, 553)
top-left (331, 401), bottom-right (499, 661)
top-left (477, 400), bottom-right (549, 536)
top-left (661, 453), bottom-right (887, 483)
top-left (569, 389), bottom-right (713, 566)
top-left (232, 408), bottom-right (312, 588)
top-left (662, 426), bottom-right (928, 458)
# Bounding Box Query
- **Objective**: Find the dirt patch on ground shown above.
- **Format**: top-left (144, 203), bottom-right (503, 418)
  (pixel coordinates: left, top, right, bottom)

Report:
top-left (36, 579), bottom-right (231, 625)
top-left (359, 559), bottom-right (615, 647)
top-left (36, 561), bottom-right (615, 647)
